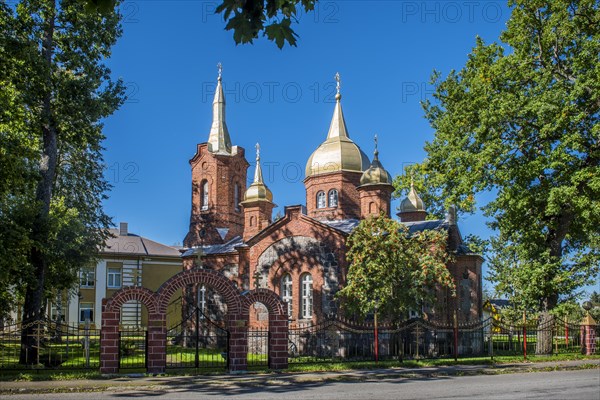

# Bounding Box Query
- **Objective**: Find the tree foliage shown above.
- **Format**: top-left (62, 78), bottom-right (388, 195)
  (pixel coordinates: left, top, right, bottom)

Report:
top-left (0, 0), bottom-right (125, 360)
top-left (399, 0), bottom-right (600, 314)
top-left (337, 215), bottom-right (455, 321)
top-left (84, 0), bottom-right (317, 48)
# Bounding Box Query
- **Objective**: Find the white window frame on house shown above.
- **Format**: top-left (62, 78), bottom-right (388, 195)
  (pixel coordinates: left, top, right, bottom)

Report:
top-left (281, 274), bottom-right (293, 318)
top-left (328, 189), bottom-right (338, 208)
top-left (79, 302), bottom-right (94, 323)
top-left (79, 267), bottom-right (95, 288)
top-left (316, 191), bottom-right (326, 209)
top-left (49, 303), bottom-right (65, 322)
top-left (107, 267), bottom-right (122, 289)
top-left (300, 273), bottom-right (313, 319)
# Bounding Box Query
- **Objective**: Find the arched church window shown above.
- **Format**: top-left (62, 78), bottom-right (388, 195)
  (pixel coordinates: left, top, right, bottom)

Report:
top-left (200, 180), bottom-right (209, 211)
top-left (328, 189), bottom-right (338, 208)
top-left (281, 274), bottom-right (293, 318)
top-left (301, 273), bottom-right (313, 319)
top-left (234, 183), bottom-right (240, 212)
top-left (369, 201), bottom-right (376, 214)
top-left (316, 191), bottom-right (326, 209)
top-left (250, 216), bottom-right (256, 227)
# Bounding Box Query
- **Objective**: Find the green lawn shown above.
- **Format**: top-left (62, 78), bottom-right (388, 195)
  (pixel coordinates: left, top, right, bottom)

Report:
top-left (0, 353), bottom-right (597, 381)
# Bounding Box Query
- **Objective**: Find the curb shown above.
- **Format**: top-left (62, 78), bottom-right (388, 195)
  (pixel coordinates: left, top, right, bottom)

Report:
top-left (1, 360), bottom-right (598, 396)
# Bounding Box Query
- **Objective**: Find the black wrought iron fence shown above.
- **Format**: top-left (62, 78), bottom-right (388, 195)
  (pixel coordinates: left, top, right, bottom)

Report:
top-left (1, 315), bottom-right (596, 372)
top-left (118, 326), bottom-right (147, 370)
top-left (490, 317), bottom-right (587, 357)
top-left (288, 316), bottom-right (597, 364)
top-left (288, 319), bottom-right (380, 363)
top-left (0, 319), bottom-right (99, 370)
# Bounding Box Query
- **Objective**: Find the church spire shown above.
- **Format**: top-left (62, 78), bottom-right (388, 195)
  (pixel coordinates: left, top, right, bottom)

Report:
top-left (253, 143), bottom-right (264, 184)
top-left (207, 62), bottom-right (232, 154)
top-left (327, 72), bottom-right (350, 139)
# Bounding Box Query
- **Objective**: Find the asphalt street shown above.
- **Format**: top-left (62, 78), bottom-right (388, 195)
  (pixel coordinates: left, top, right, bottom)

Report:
top-left (2, 368), bottom-right (598, 399)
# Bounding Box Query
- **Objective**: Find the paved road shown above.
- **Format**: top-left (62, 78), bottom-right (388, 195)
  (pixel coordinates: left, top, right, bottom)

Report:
top-left (2, 369), bottom-right (599, 400)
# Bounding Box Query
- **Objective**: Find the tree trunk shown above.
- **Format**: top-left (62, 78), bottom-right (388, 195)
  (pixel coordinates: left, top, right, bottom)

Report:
top-left (535, 204), bottom-right (572, 356)
top-left (535, 310), bottom-right (555, 355)
top-left (19, 0), bottom-right (57, 365)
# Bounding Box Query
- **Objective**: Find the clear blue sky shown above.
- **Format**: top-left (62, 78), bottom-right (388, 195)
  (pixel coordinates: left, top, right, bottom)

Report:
top-left (102, 1), bottom-right (513, 287)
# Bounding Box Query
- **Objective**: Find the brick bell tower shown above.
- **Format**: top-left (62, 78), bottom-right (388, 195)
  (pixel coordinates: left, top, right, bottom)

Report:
top-left (357, 135), bottom-right (394, 218)
top-left (184, 65), bottom-right (249, 247)
top-left (240, 143), bottom-right (275, 242)
top-left (304, 73), bottom-right (370, 221)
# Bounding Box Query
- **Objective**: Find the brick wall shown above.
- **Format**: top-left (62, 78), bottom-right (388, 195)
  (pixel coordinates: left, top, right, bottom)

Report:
top-left (358, 184), bottom-right (393, 218)
top-left (242, 201), bottom-right (275, 242)
top-left (185, 143), bottom-right (249, 246)
top-left (397, 210), bottom-right (427, 222)
top-left (304, 171), bottom-right (362, 220)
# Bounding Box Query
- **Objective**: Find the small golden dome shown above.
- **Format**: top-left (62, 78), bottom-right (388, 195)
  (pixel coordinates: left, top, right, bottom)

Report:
top-left (242, 143), bottom-right (273, 203)
top-left (400, 183), bottom-right (426, 212)
top-left (360, 135), bottom-right (392, 186)
top-left (244, 182), bottom-right (273, 202)
top-left (305, 75), bottom-right (370, 178)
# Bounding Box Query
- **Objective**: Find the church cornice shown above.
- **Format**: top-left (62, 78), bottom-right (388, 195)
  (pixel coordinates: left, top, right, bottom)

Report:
top-left (244, 205), bottom-right (349, 248)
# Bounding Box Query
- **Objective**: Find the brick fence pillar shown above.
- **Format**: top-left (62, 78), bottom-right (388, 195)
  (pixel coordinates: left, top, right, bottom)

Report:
top-left (268, 314), bottom-right (289, 370)
top-left (147, 313), bottom-right (167, 373)
top-left (580, 315), bottom-right (597, 356)
top-left (228, 313), bottom-right (248, 372)
top-left (100, 299), bottom-right (120, 374)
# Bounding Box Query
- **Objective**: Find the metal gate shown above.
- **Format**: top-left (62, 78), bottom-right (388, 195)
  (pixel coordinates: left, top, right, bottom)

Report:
top-left (166, 307), bottom-right (229, 371)
top-left (247, 327), bottom-right (269, 369)
top-left (118, 325), bottom-right (147, 370)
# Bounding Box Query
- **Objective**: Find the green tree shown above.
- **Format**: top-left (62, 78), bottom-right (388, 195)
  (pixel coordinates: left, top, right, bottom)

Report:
top-left (85, 0), bottom-right (317, 48)
top-left (337, 215), bottom-right (455, 321)
top-left (403, 0), bottom-right (599, 353)
top-left (1, 0), bottom-right (125, 363)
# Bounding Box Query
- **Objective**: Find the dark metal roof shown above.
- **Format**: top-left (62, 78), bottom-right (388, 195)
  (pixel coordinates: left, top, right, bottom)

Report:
top-left (181, 236), bottom-right (245, 257)
top-left (318, 219), bottom-right (360, 234)
top-left (179, 218), bottom-right (477, 257)
top-left (402, 219), bottom-right (449, 234)
top-left (102, 229), bottom-right (181, 257)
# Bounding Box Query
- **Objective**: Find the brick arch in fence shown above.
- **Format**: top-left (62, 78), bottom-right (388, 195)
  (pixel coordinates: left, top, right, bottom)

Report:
top-left (100, 269), bottom-right (288, 374)
top-left (243, 289), bottom-right (289, 370)
top-left (156, 268), bottom-right (242, 315)
top-left (100, 287), bottom-right (159, 373)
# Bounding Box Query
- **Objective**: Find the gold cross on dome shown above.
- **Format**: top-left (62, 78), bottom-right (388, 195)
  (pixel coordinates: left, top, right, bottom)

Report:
top-left (335, 72), bottom-right (341, 94)
top-left (255, 142), bottom-right (260, 161)
top-left (217, 62), bottom-right (223, 80)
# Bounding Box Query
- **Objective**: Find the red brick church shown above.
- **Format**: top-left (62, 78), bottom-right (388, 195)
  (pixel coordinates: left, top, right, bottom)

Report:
top-left (180, 69), bottom-right (483, 327)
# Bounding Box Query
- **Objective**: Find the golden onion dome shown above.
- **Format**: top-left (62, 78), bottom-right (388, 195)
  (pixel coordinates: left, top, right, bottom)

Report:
top-left (242, 143), bottom-right (273, 203)
top-left (360, 135), bottom-right (393, 186)
top-left (305, 74), bottom-right (370, 178)
top-left (400, 182), bottom-right (426, 212)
